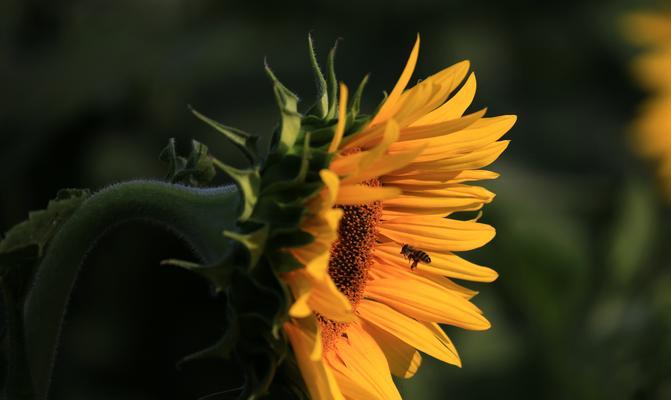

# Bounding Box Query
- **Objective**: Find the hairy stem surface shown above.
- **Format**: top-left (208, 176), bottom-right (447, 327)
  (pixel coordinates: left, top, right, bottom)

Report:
top-left (22, 180), bottom-right (239, 399)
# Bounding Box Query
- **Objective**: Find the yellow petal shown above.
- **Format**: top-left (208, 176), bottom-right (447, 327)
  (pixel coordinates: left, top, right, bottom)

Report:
top-left (287, 269), bottom-right (354, 322)
top-left (320, 169), bottom-right (341, 207)
top-left (336, 185), bottom-right (402, 205)
top-left (361, 320), bottom-right (422, 378)
top-left (370, 35), bottom-right (420, 126)
top-left (287, 273), bottom-right (313, 318)
top-left (391, 140), bottom-right (510, 176)
top-left (378, 216), bottom-right (496, 252)
top-left (412, 72), bottom-right (477, 126)
top-left (341, 123), bottom-right (386, 151)
top-left (357, 299), bottom-right (461, 366)
top-left (340, 145), bottom-right (425, 185)
top-left (397, 184), bottom-right (494, 201)
top-left (328, 83), bottom-right (349, 152)
top-left (301, 208), bottom-right (343, 239)
top-left (307, 272), bottom-right (355, 322)
top-left (392, 81), bottom-right (443, 127)
top-left (330, 325), bottom-right (402, 400)
top-left (384, 60), bottom-right (472, 129)
top-left (382, 169), bottom-right (500, 184)
top-left (325, 351), bottom-right (380, 400)
top-left (374, 242), bottom-right (498, 282)
top-left (302, 243), bottom-right (331, 279)
top-left (381, 185), bottom-right (495, 215)
top-left (364, 278), bottom-right (490, 329)
top-left (329, 151), bottom-right (365, 177)
top-left (380, 170), bottom-right (500, 188)
top-left (380, 208), bottom-right (452, 219)
top-left (404, 115), bottom-right (516, 163)
top-left (396, 109), bottom-right (486, 142)
top-left (369, 262), bottom-right (479, 299)
top-left (284, 320), bottom-right (345, 400)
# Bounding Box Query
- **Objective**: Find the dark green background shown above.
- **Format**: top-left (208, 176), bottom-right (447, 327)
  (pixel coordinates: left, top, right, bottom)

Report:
top-left (2, 0), bottom-right (671, 398)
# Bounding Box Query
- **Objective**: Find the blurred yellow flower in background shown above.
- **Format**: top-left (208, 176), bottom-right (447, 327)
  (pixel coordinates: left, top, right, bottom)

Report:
top-left (628, 10), bottom-right (671, 199)
top-left (283, 37), bottom-right (516, 399)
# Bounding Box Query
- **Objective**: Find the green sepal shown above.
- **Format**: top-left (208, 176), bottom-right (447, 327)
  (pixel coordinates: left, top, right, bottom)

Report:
top-left (182, 301), bottom-right (239, 364)
top-left (160, 258), bottom-right (235, 294)
top-left (249, 197), bottom-right (305, 230)
top-left (230, 264), bottom-right (290, 398)
top-left (307, 149), bottom-right (333, 174)
top-left (177, 262), bottom-right (290, 400)
top-left (189, 106), bottom-right (259, 164)
top-left (0, 188), bottom-right (90, 257)
top-left (223, 225), bottom-right (269, 270)
top-left (262, 182), bottom-right (323, 204)
top-left (267, 230), bottom-right (314, 249)
top-left (260, 155), bottom-right (305, 191)
top-left (350, 74), bottom-right (370, 120)
top-left (299, 123), bottom-right (338, 149)
top-left (265, 63), bottom-right (302, 154)
top-left (159, 138), bottom-right (216, 186)
top-left (325, 41), bottom-right (339, 119)
top-left (267, 251), bottom-right (304, 274)
top-left (347, 114), bottom-right (374, 138)
top-left (262, 134), bottom-right (316, 196)
top-left (295, 132), bottom-right (311, 183)
top-left (308, 34), bottom-right (328, 118)
top-left (213, 160), bottom-right (260, 222)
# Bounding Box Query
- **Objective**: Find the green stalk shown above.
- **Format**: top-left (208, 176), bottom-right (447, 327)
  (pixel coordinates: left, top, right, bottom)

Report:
top-left (22, 180), bottom-right (240, 399)
top-left (2, 276), bottom-right (33, 400)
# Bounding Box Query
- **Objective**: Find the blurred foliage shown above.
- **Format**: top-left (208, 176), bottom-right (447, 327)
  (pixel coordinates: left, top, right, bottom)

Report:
top-left (1, 0), bottom-right (671, 399)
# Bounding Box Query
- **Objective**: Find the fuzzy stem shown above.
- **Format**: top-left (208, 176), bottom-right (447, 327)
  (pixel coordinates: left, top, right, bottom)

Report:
top-left (2, 276), bottom-right (33, 400)
top-left (22, 180), bottom-right (240, 399)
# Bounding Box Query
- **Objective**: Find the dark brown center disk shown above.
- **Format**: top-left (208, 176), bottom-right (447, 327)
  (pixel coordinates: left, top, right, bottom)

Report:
top-left (319, 179), bottom-right (382, 349)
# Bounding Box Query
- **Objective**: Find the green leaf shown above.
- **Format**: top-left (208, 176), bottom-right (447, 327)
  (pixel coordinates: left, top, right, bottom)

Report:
top-left (0, 189), bottom-right (90, 257)
top-left (265, 63), bottom-right (302, 154)
top-left (223, 225), bottom-right (269, 270)
top-left (213, 160), bottom-right (261, 222)
top-left (189, 106), bottom-right (259, 164)
top-left (308, 34), bottom-right (328, 118)
top-left (159, 139), bottom-right (216, 186)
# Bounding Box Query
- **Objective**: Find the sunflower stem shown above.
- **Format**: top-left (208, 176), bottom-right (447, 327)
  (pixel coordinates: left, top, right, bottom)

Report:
top-left (22, 180), bottom-right (239, 399)
top-left (1, 275), bottom-right (33, 400)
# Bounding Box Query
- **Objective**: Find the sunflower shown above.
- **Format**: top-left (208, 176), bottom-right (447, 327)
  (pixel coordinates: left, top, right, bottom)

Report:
top-left (283, 36), bottom-right (516, 399)
top-left (628, 10), bottom-right (671, 199)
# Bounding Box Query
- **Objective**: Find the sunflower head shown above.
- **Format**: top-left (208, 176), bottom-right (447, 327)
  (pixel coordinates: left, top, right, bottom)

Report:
top-left (174, 34), bottom-right (514, 399)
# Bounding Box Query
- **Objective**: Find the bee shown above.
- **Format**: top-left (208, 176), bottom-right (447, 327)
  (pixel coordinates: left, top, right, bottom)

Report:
top-left (400, 244), bottom-right (431, 270)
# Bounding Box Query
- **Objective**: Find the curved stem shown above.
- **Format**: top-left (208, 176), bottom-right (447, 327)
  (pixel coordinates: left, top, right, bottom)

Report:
top-left (2, 277), bottom-right (33, 400)
top-left (22, 180), bottom-right (240, 399)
